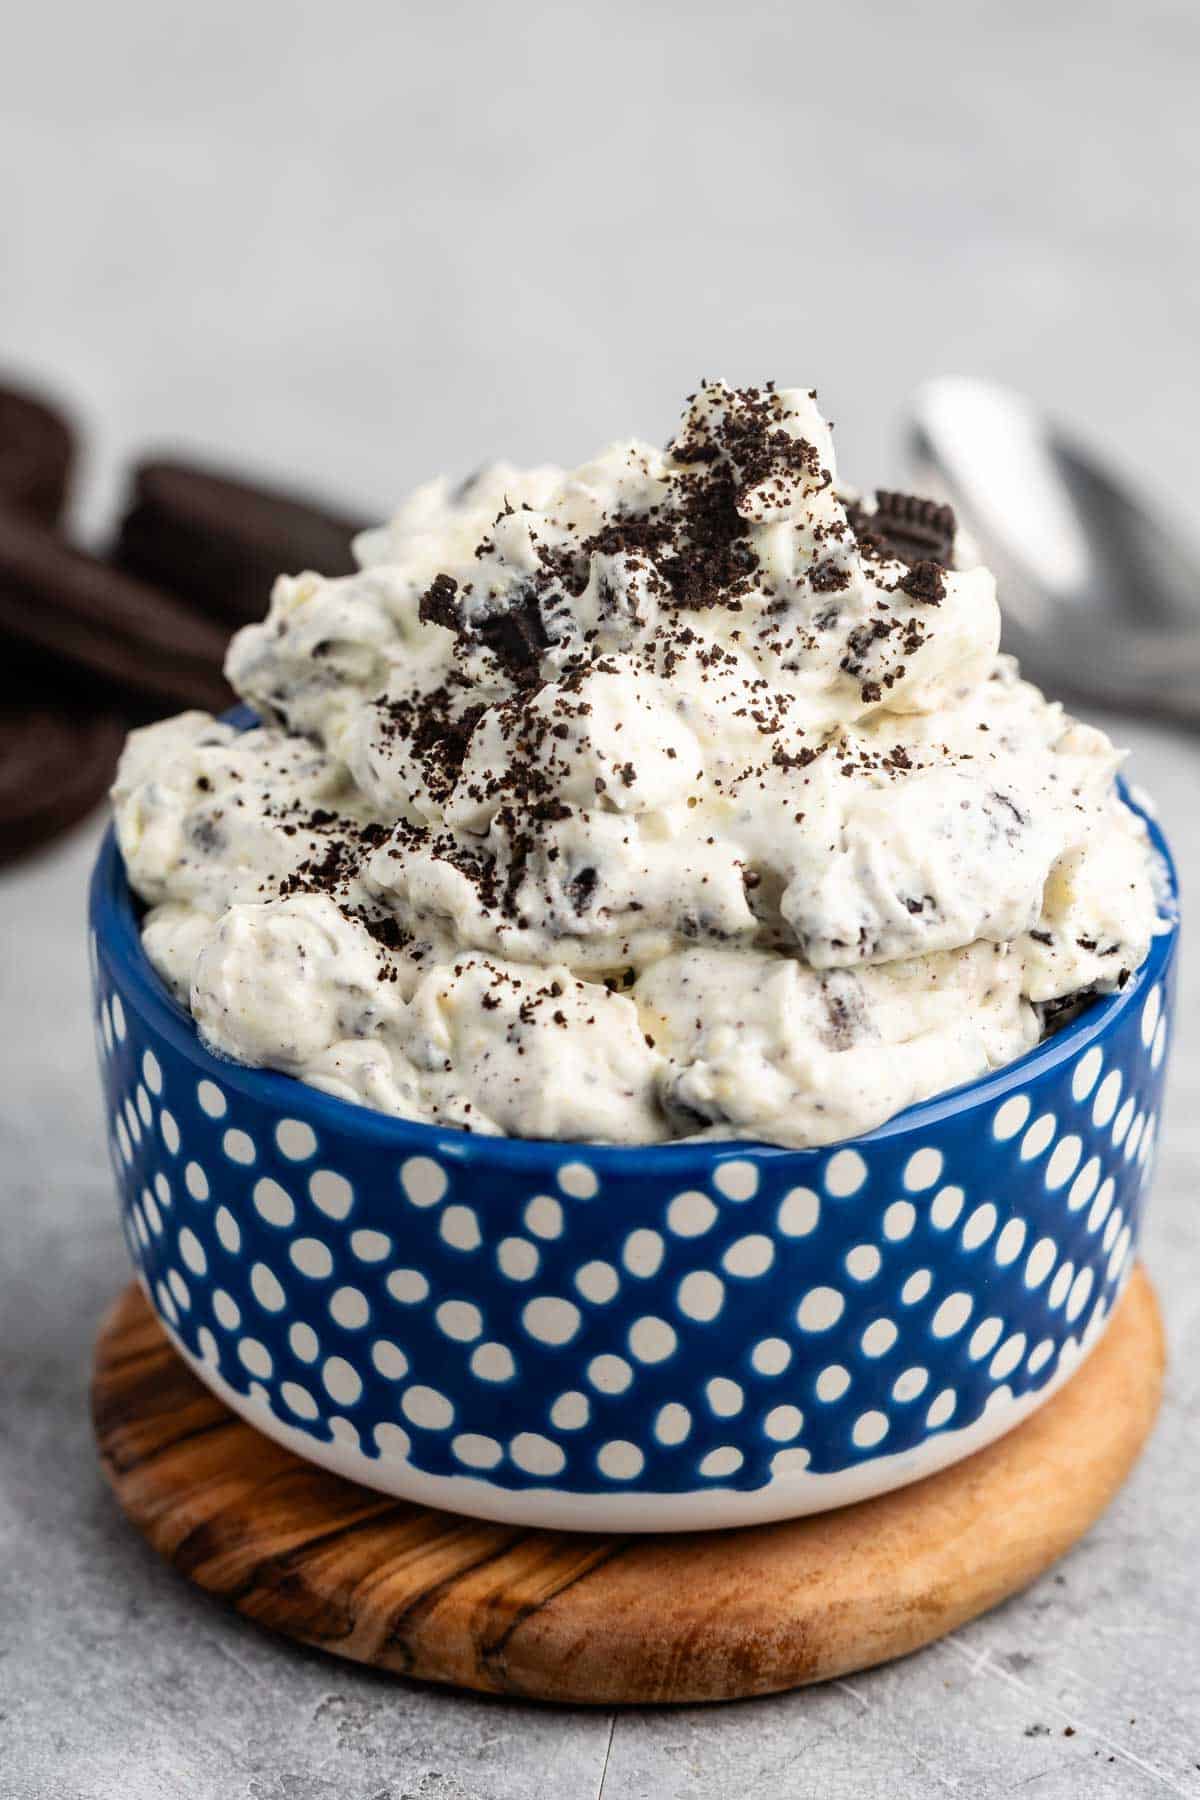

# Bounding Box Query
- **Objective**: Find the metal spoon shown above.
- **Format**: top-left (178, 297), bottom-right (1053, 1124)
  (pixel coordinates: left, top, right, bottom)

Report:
top-left (906, 377), bottom-right (1200, 724)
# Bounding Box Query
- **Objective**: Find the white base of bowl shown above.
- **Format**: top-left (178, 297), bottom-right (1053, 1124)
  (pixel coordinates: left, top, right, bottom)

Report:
top-left (152, 1275), bottom-right (1122, 1533)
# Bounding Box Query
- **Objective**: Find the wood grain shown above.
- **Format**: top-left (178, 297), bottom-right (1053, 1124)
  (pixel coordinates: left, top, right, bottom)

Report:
top-left (92, 1270), bottom-right (1164, 1705)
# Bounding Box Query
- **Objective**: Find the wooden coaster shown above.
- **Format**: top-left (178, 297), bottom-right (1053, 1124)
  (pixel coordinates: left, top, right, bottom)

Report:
top-left (92, 1269), bottom-right (1163, 1706)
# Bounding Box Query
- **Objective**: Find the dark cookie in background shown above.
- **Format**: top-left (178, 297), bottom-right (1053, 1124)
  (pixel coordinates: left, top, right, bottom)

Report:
top-left (0, 508), bottom-right (234, 716)
top-left (0, 380), bottom-right (114, 867)
top-left (115, 459), bottom-right (366, 627)
top-left (0, 702), bottom-right (126, 862)
top-left (0, 382), bottom-right (374, 866)
top-left (0, 383), bottom-right (74, 526)
top-left (0, 385), bottom-right (215, 866)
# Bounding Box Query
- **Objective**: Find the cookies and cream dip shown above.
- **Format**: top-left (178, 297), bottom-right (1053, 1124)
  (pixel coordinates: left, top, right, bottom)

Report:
top-left (112, 383), bottom-right (1157, 1147)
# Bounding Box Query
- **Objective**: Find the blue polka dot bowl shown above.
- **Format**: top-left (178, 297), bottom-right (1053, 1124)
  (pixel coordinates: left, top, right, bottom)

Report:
top-left (89, 790), bottom-right (1178, 1532)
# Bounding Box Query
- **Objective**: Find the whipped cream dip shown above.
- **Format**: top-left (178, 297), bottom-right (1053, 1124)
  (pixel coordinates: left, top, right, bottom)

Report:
top-left (112, 383), bottom-right (1156, 1146)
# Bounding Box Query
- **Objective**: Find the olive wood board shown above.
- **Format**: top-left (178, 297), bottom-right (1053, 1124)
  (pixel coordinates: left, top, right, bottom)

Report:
top-left (91, 1268), bottom-right (1163, 1705)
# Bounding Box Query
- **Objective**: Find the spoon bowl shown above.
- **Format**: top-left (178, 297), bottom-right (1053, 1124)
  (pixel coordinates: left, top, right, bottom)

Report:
top-left (907, 378), bottom-right (1200, 722)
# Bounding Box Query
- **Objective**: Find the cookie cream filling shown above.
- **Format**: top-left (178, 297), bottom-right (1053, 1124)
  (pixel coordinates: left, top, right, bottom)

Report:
top-left (112, 382), bottom-right (1157, 1147)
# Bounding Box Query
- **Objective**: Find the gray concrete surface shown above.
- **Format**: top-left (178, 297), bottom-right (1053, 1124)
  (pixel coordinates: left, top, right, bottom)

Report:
top-left (2, 2), bottom-right (1199, 1794)
top-left (2, 720), bottom-right (1197, 1800)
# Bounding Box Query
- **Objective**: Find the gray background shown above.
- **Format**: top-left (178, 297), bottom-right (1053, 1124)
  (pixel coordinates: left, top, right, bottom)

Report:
top-left (1, 3), bottom-right (1198, 1796)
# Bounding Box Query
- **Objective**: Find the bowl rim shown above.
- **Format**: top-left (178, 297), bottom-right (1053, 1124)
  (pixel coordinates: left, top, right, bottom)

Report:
top-left (90, 776), bottom-right (1179, 1172)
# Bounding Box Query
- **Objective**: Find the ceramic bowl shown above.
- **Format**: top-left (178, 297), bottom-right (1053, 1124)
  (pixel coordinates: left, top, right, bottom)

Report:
top-left (89, 788), bottom-right (1177, 1532)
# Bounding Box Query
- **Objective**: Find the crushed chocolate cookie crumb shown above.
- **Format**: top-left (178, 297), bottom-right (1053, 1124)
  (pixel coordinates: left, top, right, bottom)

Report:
top-left (117, 377), bottom-right (1156, 1154)
top-left (897, 559), bottom-right (947, 605)
top-left (846, 490), bottom-right (956, 567)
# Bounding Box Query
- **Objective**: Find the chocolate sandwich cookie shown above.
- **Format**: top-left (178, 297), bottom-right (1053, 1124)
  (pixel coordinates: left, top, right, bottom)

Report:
top-left (0, 699), bottom-right (126, 864)
top-left (0, 383), bottom-right (75, 526)
top-left (846, 490), bottom-right (957, 567)
top-left (0, 509), bottom-right (233, 715)
top-left (115, 459), bottom-right (366, 627)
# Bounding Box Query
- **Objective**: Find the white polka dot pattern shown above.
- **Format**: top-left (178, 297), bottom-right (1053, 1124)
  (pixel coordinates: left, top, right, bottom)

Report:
top-left (666, 1191), bottom-right (717, 1237)
top-left (372, 1339), bottom-right (408, 1380)
top-left (852, 1410), bottom-right (888, 1449)
top-left (374, 1423), bottom-right (411, 1459)
top-left (588, 1354), bottom-right (632, 1394)
top-left (892, 1366), bottom-right (928, 1402)
top-left (551, 1391), bottom-right (589, 1430)
top-left (276, 1119), bottom-right (317, 1161)
top-left (453, 1433), bottom-right (501, 1469)
top-left (524, 1196), bottom-right (563, 1240)
top-left (184, 1161), bottom-right (209, 1202)
top-left (628, 1316), bottom-right (677, 1363)
top-left (815, 1364), bottom-right (851, 1402)
top-left (881, 1202), bottom-right (915, 1242)
top-left (994, 1219), bottom-right (1026, 1266)
top-left (215, 1207), bottom-right (241, 1254)
top-left (861, 1318), bottom-right (898, 1358)
top-left (751, 1337), bottom-right (791, 1376)
top-left (926, 1389), bottom-right (956, 1429)
top-left (777, 1187), bottom-right (820, 1237)
top-left (654, 1403), bottom-right (691, 1446)
top-left (706, 1377), bottom-right (743, 1417)
top-left (1093, 1071), bottom-right (1122, 1128)
top-left (1020, 1114), bottom-right (1056, 1161)
top-left (622, 1229), bottom-right (664, 1279)
top-left (497, 1236), bottom-right (540, 1281)
top-left (470, 1342), bottom-right (516, 1383)
top-left (92, 875), bottom-right (1175, 1509)
top-left (250, 1263), bottom-right (285, 1312)
top-left (699, 1446), bottom-right (743, 1479)
top-left (676, 1270), bottom-right (724, 1323)
top-left (197, 1080), bottom-right (226, 1119)
top-left (522, 1296), bottom-right (581, 1346)
top-left (322, 1356), bottom-right (362, 1406)
top-left (290, 1237), bottom-right (333, 1280)
top-left (435, 1299), bottom-right (482, 1342)
top-left (329, 1286), bottom-right (370, 1330)
top-left (310, 1170), bottom-right (353, 1220)
top-left (796, 1286), bottom-right (844, 1332)
top-left (574, 1260), bottom-right (619, 1305)
top-left (713, 1160), bottom-right (758, 1201)
top-left (930, 1186), bottom-right (964, 1230)
top-left (510, 1433), bottom-right (565, 1478)
top-left (557, 1161), bottom-right (598, 1199)
top-left (402, 1385), bottom-right (454, 1430)
top-left (961, 1203), bottom-right (997, 1250)
top-left (722, 1234), bottom-right (774, 1278)
top-left (824, 1150), bottom-right (867, 1197)
top-left (222, 1129), bottom-right (256, 1166)
top-left (440, 1205), bottom-right (481, 1252)
top-left (401, 1156), bottom-right (447, 1208)
top-left (598, 1440), bottom-right (643, 1480)
top-left (386, 1267), bottom-right (429, 1304)
top-left (351, 1229), bottom-right (392, 1262)
top-left (992, 1094), bottom-right (1030, 1140)
top-left (253, 1178), bottom-right (295, 1228)
top-left (968, 1317), bottom-right (1003, 1361)
top-left (764, 1404), bottom-right (803, 1442)
top-left (845, 1243), bottom-right (883, 1281)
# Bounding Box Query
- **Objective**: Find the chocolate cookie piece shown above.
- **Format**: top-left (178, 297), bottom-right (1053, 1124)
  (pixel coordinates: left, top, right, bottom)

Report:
top-left (115, 459), bottom-right (367, 627)
top-left (0, 383), bottom-right (75, 526)
top-left (0, 699), bottom-right (125, 864)
top-left (846, 490), bottom-right (957, 568)
top-left (0, 509), bottom-right (232, 715)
